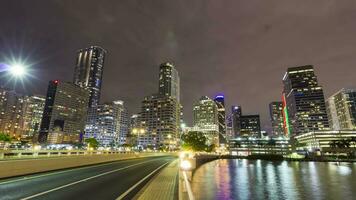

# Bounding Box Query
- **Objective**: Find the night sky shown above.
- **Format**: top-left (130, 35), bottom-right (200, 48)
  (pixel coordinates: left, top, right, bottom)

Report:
top-left (1, 1), bottom-right (356, 131)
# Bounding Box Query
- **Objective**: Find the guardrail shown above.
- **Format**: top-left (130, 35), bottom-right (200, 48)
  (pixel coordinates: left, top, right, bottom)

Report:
top-left (0, 150), bottom-right (135, 160)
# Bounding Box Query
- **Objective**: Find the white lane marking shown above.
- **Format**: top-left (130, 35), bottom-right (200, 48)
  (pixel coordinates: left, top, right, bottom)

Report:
top-left (19, 159), bottom-right (155, 200)
top-left (116, 162), bottom-right (169, 200)
top-left (0, 157), bottom-right (147, 185)
top-left (183, 171), bottom-right (195, 200)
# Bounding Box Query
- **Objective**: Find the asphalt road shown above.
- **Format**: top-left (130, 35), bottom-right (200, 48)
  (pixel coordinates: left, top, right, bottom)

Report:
top-left (0, 156), bottom-right (175, 200)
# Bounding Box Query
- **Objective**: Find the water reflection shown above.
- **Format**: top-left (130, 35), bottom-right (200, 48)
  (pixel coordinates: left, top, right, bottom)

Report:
top-left (191, 159), bottom-right (356, 200)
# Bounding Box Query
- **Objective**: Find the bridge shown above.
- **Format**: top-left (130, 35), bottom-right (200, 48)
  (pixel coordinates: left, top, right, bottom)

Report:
top-left (0, 150), bottom-right (219, 200)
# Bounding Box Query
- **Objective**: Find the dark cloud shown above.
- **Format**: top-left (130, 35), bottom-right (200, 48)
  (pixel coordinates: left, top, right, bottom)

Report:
top-left (1, 0), bottom-right (356, 131)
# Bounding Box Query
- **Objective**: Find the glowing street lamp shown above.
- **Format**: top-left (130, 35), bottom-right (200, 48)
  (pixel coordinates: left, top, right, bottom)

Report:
top-left (9, 64), bottom-right (27, 77)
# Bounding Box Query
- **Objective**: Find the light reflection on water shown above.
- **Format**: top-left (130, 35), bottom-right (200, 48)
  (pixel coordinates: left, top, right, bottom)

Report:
top-left (191, 159), bottom-right (356, 200)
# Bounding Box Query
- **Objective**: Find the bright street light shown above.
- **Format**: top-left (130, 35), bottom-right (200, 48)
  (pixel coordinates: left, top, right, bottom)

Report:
top-left (9, 64), bottom-right (26, 77)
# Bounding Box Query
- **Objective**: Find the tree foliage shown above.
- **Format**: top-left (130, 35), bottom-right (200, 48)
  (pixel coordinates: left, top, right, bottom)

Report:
top-left (0, 133), bottom-right (11, 142)
top-left (181, 131), bottom-right (208, 151)
top-left (85, 138), bottom-right (99, 149)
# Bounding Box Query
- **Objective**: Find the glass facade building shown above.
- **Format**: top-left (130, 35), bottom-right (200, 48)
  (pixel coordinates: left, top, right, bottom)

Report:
top-left (327, 88), bottom-right (356, 130)
top-left (85, 100), bottom-right (128, 146)
top-left (73, 46), bottom-right (106, 108)
top-left (214, 95), bottom-right (227, 144)
top-left (39, 81), bottom-right (89, 144)
top-left (269, 102), bottom-right (284, 136)
top-left (282, 65), bottom-right (329, 137)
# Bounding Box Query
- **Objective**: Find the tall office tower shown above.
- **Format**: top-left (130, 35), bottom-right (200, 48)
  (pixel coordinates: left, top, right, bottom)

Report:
top-left (192, 96), bottom-right (219, 145)
top-left (73, 46), bottom-right (106, 107)
top-left (231, 105), bottom-right (242, 137)
top-left (0, 87), bottom-right (24, 139)
top-left (39, 81), bottom-right (89, 144)
top-left (85, 100), bottom-right (128, 146)
top-left (21, 95), bottom-right (46, 140)
top-left (240, 115), bottom-right (261, 137)
top-left (118, 103), bottom-right (129, 145)
top-left (158, 62), bottom-right (180, 102)
top-left (138, 94), bottom-right (180, 148)
top-left (214, 95), bottom-right (226, 145)
top-left (226, 115), bottom-right (233, 141)
top-left (326, 88), bottom-right (356, 130)
top-left (282, 65), bottom-right (329, 137)
top-left (269, 102), bottom-right (284, 136)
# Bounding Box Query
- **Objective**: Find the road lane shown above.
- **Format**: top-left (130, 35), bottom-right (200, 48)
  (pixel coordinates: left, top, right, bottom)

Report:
top-left (0, 156), bottom-right (175, 200)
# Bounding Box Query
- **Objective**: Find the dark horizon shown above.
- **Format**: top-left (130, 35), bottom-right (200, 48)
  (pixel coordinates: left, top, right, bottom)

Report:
top-left (1, 1), bottom-right (356, 130)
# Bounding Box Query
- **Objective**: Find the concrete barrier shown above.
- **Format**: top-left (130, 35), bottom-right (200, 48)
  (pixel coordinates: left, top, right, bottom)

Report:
top-left (0, 152), bottom-right (171, 179)
top-left (179, 153), bottom-right (220, 200)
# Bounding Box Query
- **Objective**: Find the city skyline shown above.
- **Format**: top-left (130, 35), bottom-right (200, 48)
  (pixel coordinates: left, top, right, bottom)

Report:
top-left (1, 1), bottom-right (356, 131)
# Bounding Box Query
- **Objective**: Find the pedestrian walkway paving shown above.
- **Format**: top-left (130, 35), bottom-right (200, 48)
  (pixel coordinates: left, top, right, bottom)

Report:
top-left (135, 159), bottom-right (178, 200)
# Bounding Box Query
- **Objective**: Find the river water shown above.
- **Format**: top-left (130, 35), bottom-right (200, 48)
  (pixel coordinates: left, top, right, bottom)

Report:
top-left (191, 159), bottom-right (356, 200)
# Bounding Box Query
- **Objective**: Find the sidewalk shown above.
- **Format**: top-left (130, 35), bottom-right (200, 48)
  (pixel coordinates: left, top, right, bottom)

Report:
top-left (135, 159), bottom-right (179, 200)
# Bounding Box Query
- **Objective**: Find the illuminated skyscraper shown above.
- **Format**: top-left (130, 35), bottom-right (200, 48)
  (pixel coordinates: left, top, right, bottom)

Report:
top-left (0, 87), bottom-right (24, 139)
top-left (138, 94), bottom-right (180, 148)
top-left (21, 95), bottom-right (46, 140)
top-left (326, 88), bottom-right (356, 130)
top-left (269, 102), bottom-right (284, 136)
top-left (282, 65), bottom-right (329, 137)
top-left (39, 81), bottom-right (89, 144)
top-left (73, 46), bottom-right (106, 107)
top-left (240, 115), bottom-right (261, 137)
top-left (85, 100), bottom-right (129, 146)
top-left (193, 96), bottom-right (219, 145)
top-left (231, 105), bottom-right (242, 137)
top-left (214, 95), bottom-right (226, 144)
top-left (158, 62), bottom-right (180, 102)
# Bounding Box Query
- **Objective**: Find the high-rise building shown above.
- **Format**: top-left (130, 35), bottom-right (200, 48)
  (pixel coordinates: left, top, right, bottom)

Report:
top-left (134, 62), bottom-right (181, 149)
top-left (231, 105), bottom-right (242, 137)
top-left (326, 88), bottom-right (356, 130)
top-left (269, 102), bottom-right (284, 136)
top-left (192, 96), bottom-right (219, 145)
top-left (214, 95), bottom-right (226, 144)
top-left (73, 46), bottom-right (106, 107)
top-left (21, 95), bottom-right (46, 140)
top-left (39, 81), bottom-right (89, 144)
top-left (138, 94), bottom-right (180, 148)
top-left (0, 87), bottom-right (24, 139)
top-left (240, 115), bottom-right (261, 137)
top-left (282, 65), bottom-right (329, 137)
top-left (85, 100), bottom-right (128, 146)
top-left (158, 62), bottom-right (180, 102)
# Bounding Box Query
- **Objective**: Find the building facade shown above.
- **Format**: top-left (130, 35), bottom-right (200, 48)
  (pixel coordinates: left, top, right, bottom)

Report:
top-left (39, 81), bottom-right (89, 144)
top-left (327, 88), bottom-right (356, 130)
top-left (231, 105), bottom-right (242, 137)
top-left (214, 95), bottom-right (227, 145)
top-left (85, 100), bottom-right (128, 146)
top-left (282, 65), bottom-right (329, 137)
top-left (138, 94), bottom-right (180, 148)
top-left (295, 130), bottom-right (356, 154)
top-left (269, 102), bottom-right (284, 136)
top-left (192, 96), bottom-right (219, 145)
top-left (0, 88), bottom-right (24, 139)
top-left (73, 46), bottom-right (106, 108)
top-left (158, 62), bottom-right (180, 102)
top-left (240, 115), bottom-right (261, 137)
top-left (21, 95), bottom-right (46, 140)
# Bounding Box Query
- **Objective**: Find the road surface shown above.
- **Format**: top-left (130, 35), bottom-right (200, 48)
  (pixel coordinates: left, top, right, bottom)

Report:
top-left (0, 156), bottom-right (175, 200)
